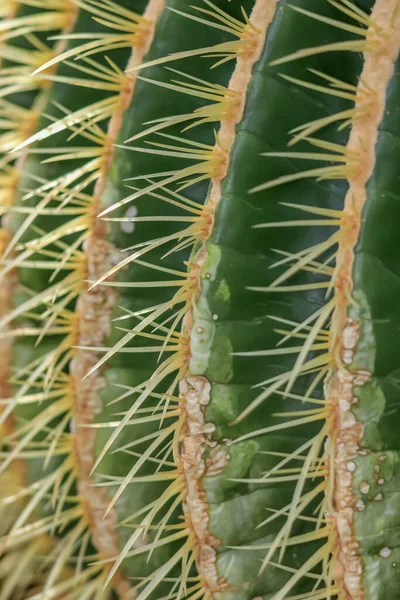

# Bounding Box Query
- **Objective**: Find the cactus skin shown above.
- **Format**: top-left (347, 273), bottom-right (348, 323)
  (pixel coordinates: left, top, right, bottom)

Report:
top-left (1, 0), bottom-right (400, 599)
top-left (345, 33), bottom-right (400, 599)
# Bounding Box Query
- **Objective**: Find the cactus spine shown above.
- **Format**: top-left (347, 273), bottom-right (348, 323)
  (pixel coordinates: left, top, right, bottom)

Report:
top-left (1, 1), bottom-right (400, 599)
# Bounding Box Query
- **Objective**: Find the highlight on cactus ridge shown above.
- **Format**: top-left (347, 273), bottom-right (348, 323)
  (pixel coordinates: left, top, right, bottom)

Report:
top-left (0, 0), bottom-right (399, 598)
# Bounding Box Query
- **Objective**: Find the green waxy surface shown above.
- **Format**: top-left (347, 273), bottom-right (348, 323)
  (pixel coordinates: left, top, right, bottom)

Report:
top-left (96, 0), bottom-right (381, 596)
top-left (214, 542), bottom-right (319, 600)
top-left (188, 0), bottom-right (374, 596)
top-left (362, 547), bottom-right (400, 599)
top-left (349, 49), bottom-right (400, 600)
top-left (96, 0), bottom-right (256, 583)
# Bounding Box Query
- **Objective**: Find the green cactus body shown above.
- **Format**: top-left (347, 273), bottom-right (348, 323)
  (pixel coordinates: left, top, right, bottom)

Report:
top-left (342, 23), bottom-right (400, 598)
top-left (92, 1), bottom-right (259, 592)
top-left (0, 0), bottom-right (163, 596)
top-left (1, 0), bottom-right (400, 599)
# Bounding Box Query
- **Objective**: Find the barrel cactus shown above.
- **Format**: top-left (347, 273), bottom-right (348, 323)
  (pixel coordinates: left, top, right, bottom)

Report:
top-left (0, 0), bottom-right (398, 598)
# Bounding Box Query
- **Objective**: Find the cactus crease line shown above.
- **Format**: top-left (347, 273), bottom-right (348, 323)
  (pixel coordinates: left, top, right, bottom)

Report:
top-left (70, 0), bottom-right (166, 595)
top-left (178, 0), bottom-right (279, 595)
top-left (326, 0), bottom-right (400, 598)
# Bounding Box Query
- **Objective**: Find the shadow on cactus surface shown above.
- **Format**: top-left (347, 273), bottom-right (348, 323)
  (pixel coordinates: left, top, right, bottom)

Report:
top-left (0, 0), bottom-right (400, 598)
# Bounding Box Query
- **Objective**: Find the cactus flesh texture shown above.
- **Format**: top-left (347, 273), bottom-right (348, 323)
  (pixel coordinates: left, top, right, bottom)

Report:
top-left (0, 0), bottom-right (400, 599)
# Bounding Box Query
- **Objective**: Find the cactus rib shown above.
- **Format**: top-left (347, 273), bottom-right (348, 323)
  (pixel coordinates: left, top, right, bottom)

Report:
top-left (70, 0), bottom-right (165, 594)
top-left (175, 1), bottom-right (278, 593)
top-left (322, 2), bottom-right (400, 596)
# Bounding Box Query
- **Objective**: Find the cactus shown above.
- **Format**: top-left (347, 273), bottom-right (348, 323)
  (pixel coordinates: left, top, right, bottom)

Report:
top-left (1, 0), bottom-right (399, 598)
